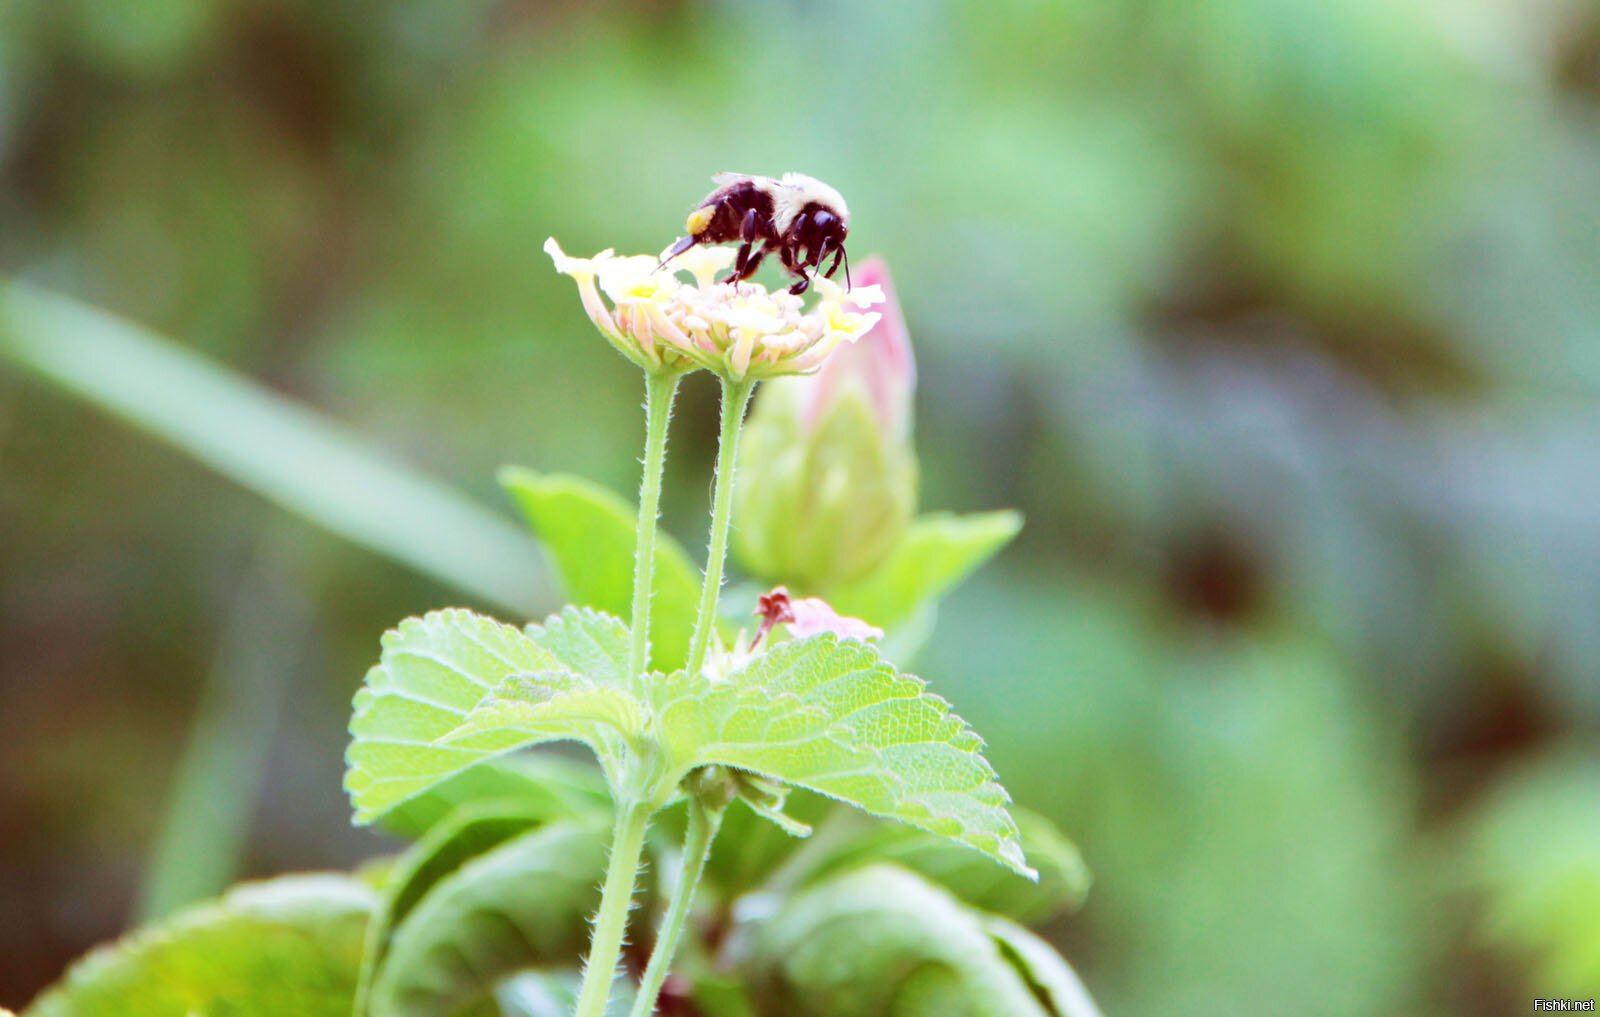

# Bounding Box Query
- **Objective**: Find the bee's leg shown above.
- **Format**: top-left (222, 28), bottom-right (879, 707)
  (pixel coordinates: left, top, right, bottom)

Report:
top-left (742, 245), bottom-right (767, 277)
top-left (741, 207), bottom-right (760, 244)
top-left (781, 213), bottom-right (811, 269)
top-left (774, 242), bottom-right (808, 294)
top-left (721, 239), bottom-right (756, 284)
top-left (825, 245), bottom-right (844, 279)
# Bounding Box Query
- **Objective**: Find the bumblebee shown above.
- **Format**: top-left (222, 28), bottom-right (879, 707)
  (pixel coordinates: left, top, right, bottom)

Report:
top-left (659, 172), bottom-right (851, 295)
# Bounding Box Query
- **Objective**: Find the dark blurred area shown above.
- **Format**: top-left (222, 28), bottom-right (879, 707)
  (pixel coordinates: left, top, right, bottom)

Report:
top-left (3, 0), bottom-right (1598, 1013)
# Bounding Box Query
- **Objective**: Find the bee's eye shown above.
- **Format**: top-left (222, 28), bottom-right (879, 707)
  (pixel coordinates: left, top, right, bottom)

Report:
top-left (811, 210), bottom-right (836, 233)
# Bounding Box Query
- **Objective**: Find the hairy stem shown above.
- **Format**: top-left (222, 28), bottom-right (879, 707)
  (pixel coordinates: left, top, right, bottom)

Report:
top-left (629, 371), bottom-right (681, 680)
top-left (628, 796), bottom-right (726, 1017)
top-left (574, 801), bottom-right (653, 1017)
top-left (686, 377), bottom-right (756, 675)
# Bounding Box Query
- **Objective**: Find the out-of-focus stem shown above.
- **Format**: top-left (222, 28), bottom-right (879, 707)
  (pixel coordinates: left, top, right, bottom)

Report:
top-left (137, 528), bottom-right (313, 920)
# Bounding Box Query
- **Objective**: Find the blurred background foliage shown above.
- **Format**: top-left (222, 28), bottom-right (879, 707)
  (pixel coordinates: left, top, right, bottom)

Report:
top-left (2, 0), bottom-right (1598, 1013)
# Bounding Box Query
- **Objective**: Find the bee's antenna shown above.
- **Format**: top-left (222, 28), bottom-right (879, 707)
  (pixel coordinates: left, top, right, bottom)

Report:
top-left (841, 246), bottom-right (851, 291)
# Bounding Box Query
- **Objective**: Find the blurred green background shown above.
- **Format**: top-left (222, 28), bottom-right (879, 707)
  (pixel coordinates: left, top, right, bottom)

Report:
top-left (3, 0), bottom-right (1599, 1013)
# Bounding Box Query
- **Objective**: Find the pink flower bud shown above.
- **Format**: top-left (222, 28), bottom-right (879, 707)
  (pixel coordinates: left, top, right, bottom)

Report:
top-left (799, 257), bottom-right (915, 443)
top-left (733, 257), bottom-right (920, 591)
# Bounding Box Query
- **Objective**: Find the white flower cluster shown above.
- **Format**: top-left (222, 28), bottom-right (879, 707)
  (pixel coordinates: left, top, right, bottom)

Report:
top-left (545, 238), bottom-right (883, 381)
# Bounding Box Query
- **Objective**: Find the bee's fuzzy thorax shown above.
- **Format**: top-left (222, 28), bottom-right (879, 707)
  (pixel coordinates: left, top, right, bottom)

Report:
top-left (773, 173), bottom-right (850, 232)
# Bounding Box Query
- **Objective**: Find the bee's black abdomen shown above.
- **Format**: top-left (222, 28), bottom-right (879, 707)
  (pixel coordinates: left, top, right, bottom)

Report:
top-left (694, 183), bottom-right (777, 244)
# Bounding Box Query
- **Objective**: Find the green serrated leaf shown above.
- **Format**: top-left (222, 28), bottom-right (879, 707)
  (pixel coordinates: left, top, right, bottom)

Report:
top-left (440, 673), bottom-right (647, 768)
top-left (25, 875), bottom-right (373, 1017)
top-left (651, 634), bottom-right (1034, 879)
top-left (526, 605), bottom-right (634, 690)
top-left (357, 801), bottom-right (566, 1017)
top-left (501, 468), bottom-right (700, 672)
top-left (370, 820), bottom-right (608, 1017)
top-left (346, 609), bottom-right (593, 824)
top-left (829, 511), bottom-right (1022, 631)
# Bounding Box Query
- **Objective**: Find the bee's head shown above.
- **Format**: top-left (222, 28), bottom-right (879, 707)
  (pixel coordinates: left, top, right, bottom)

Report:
top-left (792, 201), bottom-right (846, 252)
top-left (803, 207), bottom-right (850, 288)
top-left (809, 207), bottom-right (848, 245)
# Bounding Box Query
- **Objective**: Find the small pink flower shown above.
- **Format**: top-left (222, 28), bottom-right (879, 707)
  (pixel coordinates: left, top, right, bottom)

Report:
top-left (755, 587), bottom-right (883, 645)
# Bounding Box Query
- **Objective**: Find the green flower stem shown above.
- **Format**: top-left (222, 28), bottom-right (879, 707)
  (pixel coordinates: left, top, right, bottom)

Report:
top-left (686, 377), bottom-right (757, 675)
top-left (574, 801), bottom-right (653, 1017)
top-left (627, 795), bottom-right (727, 1017)
top-left (629, 371), bottom-right (682, 679)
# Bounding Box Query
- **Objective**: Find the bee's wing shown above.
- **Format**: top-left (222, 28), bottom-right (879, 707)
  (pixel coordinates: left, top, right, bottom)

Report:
top-left (710, 171), bottom-right (749, 186)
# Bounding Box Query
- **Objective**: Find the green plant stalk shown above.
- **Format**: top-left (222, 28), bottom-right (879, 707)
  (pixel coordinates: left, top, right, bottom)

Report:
top-left (138, 530), bottom-right (312, 921)
top-left (574, 801), bottom-right (654, 1017)
top-left (628, 796), bottom-right (726, 1017)
top-left (629, 371), bottom-right (681, 679)
top-left (686, 377), bottom-right (757, 675)
top-left (0, 281), bottom-right (551, 615)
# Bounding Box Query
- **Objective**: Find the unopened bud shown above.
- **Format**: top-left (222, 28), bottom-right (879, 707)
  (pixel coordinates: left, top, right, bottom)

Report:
top-left (734, 258), bottom-right (918, 590)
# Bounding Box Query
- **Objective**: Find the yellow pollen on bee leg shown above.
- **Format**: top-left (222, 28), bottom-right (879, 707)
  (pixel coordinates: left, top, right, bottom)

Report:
top-left (686, 206), bottom-right (715, 235)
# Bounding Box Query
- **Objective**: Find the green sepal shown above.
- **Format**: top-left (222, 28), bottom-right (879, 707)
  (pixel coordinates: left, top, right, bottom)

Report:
top-left (830, 511), bottom-right (1022, 631)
